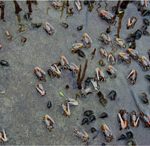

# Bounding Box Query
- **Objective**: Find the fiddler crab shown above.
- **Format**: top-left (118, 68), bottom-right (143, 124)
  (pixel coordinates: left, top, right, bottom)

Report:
top-left (138, 56), bottom-right (150, 71)
top-left (81, 33), bottom-right (92, 48)
top-left (59, 55), bottom-right (79, 74)
top-left (62, 97), bottom-right (78, 117)
top-left (107, 53), bottom-right (117, 65)
top-left (69, 63), bottom-right (79, 74)
top-left (62, 102), bottom-right (71, 117)
top-left (34, 66), bottom-right (46, 81)
top-left (0, 129), bottom-right (8, 143)
top-left (60, 55), bottom-right (70, 69)
top-left (126, 48), bottom-right (139, 60)
top-left (73, 128), bottom-right (89, 142)
top-left (127, 69), bottom-right (137, 85)
top-left (100, 124), bottom-right (113, 142)
top-left (43, 22), bottom-right (55, 35)
top-left (99, 47), bottom-right (108, 58)
top-left (5, 30), bottom-right (12, 40)
top-left (118, 109), bottom-right (129, 130)
top-left (130, 111), bottom-right (140, 127)
top-left (74, 0), bottom-right (82, 11)
top-left (47, 64), bottom-right (61, 78)
top-left (140, 112), bottom-right (150, 128)
top-left (114, 37), bottom-right (126, 49)
top-left (36, 83), bottom-right (46, 96)
top-left (99, 32), bottom-right (111, 45)
top-left (140, 0), bottom-right (149, 7)
top-left (60, 55), bottom-right (69, 65)
top-left (106, 65), bottom-right (117, 78)
top-left (98, 9), bottom-right (114, 24)
top-left (95, 67), bottom-right (106, 82)
top-left (127, 16), bottom-right (137, 29)
top-left (43, 114), bottom-right (55, 131)
top-left (118, 52), bottom-right (131, 64)
top-left (71, 43), bottom-right (84, 53)
top-left (51, 1), bottom-right (63, 10)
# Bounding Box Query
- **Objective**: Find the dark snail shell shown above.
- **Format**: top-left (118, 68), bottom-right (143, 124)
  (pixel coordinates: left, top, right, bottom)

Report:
top-left (76, 50), bottom-right (86, 58)
top-left (81, 117), bottom-right (89, 125)
top-left (91, 127), bottom-right (97, 133)
top-left (89, 114), bottom-right (96, 122)
top-left (84, 110), bottom-right (94, 117)
top-left (107, 90), bottom-right (117, 100)
top-left (77, 25), bottom-right (83, 31)
top-left (47, 101), bottom-right (52, 109)
top-left (134, 29), bottom-right (142, 40)
top-left (99, 112), bottom-right (108, 119)
top-left (0, 60), bottom-right (9, 66)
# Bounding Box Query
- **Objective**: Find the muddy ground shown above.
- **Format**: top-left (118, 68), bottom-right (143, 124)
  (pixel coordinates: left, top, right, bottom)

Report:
top-left (0, 1), bottom-right (150, 145)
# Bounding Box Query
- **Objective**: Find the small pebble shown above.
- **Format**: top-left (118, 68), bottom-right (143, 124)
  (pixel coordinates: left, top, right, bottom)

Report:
top-left (47, 101), bottom-right (52, 109)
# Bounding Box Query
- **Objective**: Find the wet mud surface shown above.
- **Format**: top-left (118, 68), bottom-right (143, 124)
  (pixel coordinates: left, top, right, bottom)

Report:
top-left (0, 1), bottom-right (150, 145)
